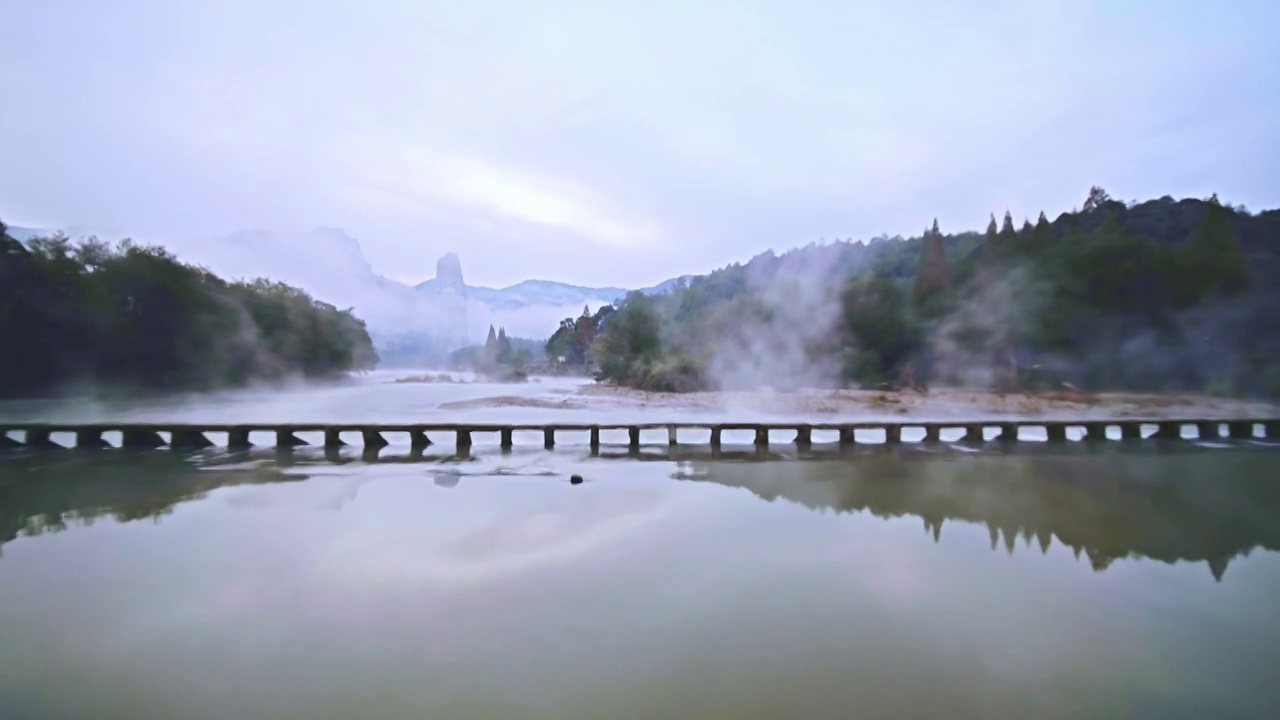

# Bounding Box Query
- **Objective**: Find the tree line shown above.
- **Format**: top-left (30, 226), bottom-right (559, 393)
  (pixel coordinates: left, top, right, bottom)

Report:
top-left (0, 222), bottom-right (378, 398)
top-left (448, 324), bottom-right (539, 381)
top-left (568, 190), bottom-right (1279, 396)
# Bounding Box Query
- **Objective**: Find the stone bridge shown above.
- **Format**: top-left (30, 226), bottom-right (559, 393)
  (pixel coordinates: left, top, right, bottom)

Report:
top-left (2, 418), bottom-right (1277, 453)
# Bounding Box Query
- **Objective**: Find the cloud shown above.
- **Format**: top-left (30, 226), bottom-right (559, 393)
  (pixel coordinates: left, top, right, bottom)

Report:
top-left (2, 0), bottom-right (1278, 288)
top-left (397, 151), bottom-right (660, 250)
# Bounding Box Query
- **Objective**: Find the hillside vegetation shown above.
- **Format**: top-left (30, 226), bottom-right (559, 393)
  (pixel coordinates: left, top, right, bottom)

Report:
top-left (1, 223), bottom-right (378, 398)
top-left (569, 190), bottom-right (1279, 397)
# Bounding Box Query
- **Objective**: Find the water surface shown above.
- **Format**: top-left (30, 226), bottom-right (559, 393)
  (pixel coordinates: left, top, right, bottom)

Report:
top-left (2, 377), bottom-right (1280, 719)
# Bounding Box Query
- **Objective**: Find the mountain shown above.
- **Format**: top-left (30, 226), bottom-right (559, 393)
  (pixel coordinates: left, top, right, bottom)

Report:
top-left (419, 276), bottom-right (626, 310)
top-left (6, 226), bottom-right (40, 241)
top-left (6, 222), bottom-right (693, 366)
top-left (417, 272), bottom-right (694, 310)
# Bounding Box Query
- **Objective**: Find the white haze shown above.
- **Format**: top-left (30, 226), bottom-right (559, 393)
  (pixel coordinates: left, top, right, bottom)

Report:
top-left (105, 226), bottom-right (618, 344)
top-left (703, 244), bottom-right (863, 391)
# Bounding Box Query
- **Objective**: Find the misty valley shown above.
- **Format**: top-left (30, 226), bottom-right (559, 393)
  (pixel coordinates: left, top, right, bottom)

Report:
top-left (4, 189), bottom-right (1280, 718)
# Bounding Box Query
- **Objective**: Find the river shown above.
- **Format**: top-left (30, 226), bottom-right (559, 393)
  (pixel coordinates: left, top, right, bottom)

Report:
top-left (2, 372), bottom-right (1280, 719)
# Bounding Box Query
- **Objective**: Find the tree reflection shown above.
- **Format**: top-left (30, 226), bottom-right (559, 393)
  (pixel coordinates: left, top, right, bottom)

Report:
top-left (0, 448), bottom-right (490, 553)
top-left (0, 452), bottom-right (308, 555)
top-left (667, 444), bottom-right (1280, 580)
top-left (4, 445), bottom-right (1278, 581)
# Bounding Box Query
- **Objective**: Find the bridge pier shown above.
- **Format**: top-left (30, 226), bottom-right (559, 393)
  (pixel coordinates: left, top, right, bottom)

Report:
top-left (1197, 422), bottom-right (1220, 440)
top-left (628, 426), bottom-right (641, 449)
top-left (544, 428), bottom-right (556, 450)
top-left (1119, 422), bottom-right (1142, 440)
top-left (964, 425), bottom-right (983, 443)
top-left (456, 429), bottom-right (472, 453)
top-left (794, 425), bottom-right (812, 448)
top-left (838, 427), bottom-right (856, 446)
top-left (76, 428), bottom-right (110, 449)
top-left (500, 428), bottom-right (514, 450)
top-left (998, 423), bottom-right (1018, 443)
top-left (323, 428), bottom-right (346, 448)
top-left (668, 426), bottom-right (679, 446)
top-left (1082, 422), bottom-right (1107, 441)
top-left (171, 429), bottom-right (214, 449)
top-left (1045, 423), bottom-right (1068, 443)
top-left (710, 427), bottom-right (722, 449)
top-left (275, 429), bottom-right (306, 448)
top-left (362, 429), bottom-right (389, 449)
top-left (589, 427), bottom-right (600, 452)
top-left (1267, 421), bottom-right (1280, 439)
top-left (1228, 421), bottom-right (1254, 439)
top-left (922, 424), bottom-right (941, 443)
top-left (123, 429), bottom-right (166, 449)
top-left (26, 428), bottom-right (61, 449)
top-left (754, 427), bottom-right (769, 448)
top-left (1154, 421), bottom-right (1182, 440)
top-left (885, 425), bottom-right (902, 444)
top-left (229, 427), bottom-right (252, 450)
top-left (411, 428), bottom-right (432, 451)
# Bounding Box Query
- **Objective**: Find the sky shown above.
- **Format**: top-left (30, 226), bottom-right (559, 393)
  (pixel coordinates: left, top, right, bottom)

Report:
top-left (3, 0), bottom-right (1278, 289)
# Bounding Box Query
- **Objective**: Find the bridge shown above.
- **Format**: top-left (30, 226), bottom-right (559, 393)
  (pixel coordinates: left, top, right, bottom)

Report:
top-left (2, 418), bottom-right (1278, 452)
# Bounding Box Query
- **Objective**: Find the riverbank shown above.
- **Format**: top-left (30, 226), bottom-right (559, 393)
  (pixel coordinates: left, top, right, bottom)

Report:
top-left (569, 384), bottom-right (1280, 421)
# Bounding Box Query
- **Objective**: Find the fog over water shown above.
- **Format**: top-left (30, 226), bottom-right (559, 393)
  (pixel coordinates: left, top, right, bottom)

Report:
top-left (3, 376), bottom-right (1280, 718)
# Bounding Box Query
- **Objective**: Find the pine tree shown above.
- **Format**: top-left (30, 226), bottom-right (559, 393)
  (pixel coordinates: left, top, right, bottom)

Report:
top-left (982, 214), bottom-right (998, 282)
top-left (1187, 202), bottom-right (1248, 296)
top-left (1031, 211), bottom-right (1053, 252)
top-left (913, 219), bottom-right (951, 306)
top-left (484, 325), bottom-right (498, 365)
top-left (497, 327), bottom-right (513, 363)
top-left (1000, 210), bottom-right (1016, 237)
top-left (1020, 218), bottom-right (1033, 234)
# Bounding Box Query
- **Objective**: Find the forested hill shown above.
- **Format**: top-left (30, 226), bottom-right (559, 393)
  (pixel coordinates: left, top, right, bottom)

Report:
top-left (581, 189), bottom-right (1280, 396)
top-left (0, 222), bottom-right (379, 399)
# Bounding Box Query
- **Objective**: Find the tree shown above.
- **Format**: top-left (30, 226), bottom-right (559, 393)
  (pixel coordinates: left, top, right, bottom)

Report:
top-left (1000, 210), bottom-right (1016, 237)
top-left (1083, 186), bottom-right (1112, 212)
top-left (594, 292), bottom-right (664, 384)
top-left (1186, 202), bottom-right (1248, 296)
top-left (912, 219), bottom-right (950, 307)
top-left (0, 228), bottom-right (377, 398)
top-left (842, 273), bottom-right (922, 387)
top-left (483, 325), bottom-right (499, 364)
top-left (981, 214), bottom-right (998, 285)
top-left (497, 327), bottom-right (513, 363)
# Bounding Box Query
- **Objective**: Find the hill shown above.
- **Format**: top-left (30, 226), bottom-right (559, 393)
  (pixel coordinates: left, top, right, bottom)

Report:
top-left (0, 222), bottom-right (378, 398)
top-left (586, 189), bottom-right (1280, 397)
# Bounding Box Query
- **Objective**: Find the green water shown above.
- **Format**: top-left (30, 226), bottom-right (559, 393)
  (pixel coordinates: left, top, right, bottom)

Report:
top-left (2, 441), bottom-right (1280, 719)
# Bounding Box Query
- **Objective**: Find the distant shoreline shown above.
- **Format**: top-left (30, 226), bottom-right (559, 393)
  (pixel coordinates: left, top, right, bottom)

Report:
top-left (563, 384), bottom-right (1280, 421)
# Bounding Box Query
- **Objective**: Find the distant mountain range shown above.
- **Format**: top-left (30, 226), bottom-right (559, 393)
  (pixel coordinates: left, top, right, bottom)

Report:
top-left (5, 224), bottom-right (689, 363)
top-left (415, 268), bottom-right (686, 310)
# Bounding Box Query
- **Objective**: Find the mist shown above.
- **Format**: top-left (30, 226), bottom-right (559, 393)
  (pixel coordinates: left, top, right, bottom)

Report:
top-left (701, 244), bottom-right (861, 391)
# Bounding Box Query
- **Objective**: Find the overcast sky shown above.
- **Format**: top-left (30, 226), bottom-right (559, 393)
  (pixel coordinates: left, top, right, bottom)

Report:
top-left (3, 0), bottom-right (1278, 288)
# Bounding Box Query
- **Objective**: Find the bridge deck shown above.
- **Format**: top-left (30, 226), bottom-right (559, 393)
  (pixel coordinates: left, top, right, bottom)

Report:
top-left (2, 418), bottom-right (1277, 451)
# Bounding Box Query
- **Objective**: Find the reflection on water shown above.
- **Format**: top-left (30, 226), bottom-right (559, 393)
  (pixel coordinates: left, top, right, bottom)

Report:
top-left (2, 444), bottom-right (1280, 718)
top-left (6, 444), bottom-right (1278, 579)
